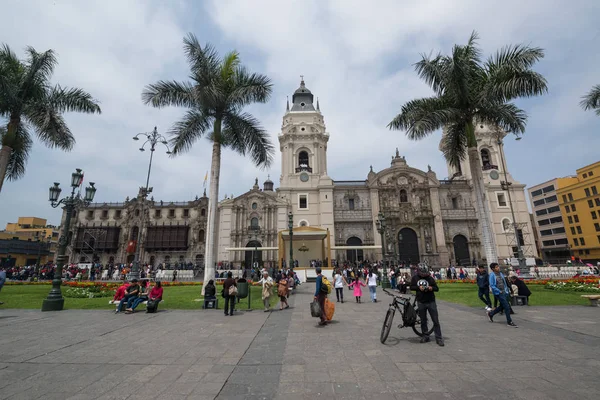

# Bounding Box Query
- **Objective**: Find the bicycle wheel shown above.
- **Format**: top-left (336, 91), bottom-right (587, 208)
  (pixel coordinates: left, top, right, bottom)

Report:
top-left (411, 317), bottom-right (435, 337)
top-left (380, 308), bottom-right (395, 344)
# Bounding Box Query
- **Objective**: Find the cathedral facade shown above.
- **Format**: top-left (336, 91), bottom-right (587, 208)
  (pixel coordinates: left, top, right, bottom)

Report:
top-left (216, 80), bottom-right (537, 268)
top-left (64, 80), bottom-right (536, 268)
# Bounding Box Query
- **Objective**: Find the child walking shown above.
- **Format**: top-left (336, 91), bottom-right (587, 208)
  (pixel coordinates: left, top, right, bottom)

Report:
top-left (348, 277), bottom-right (366, 303)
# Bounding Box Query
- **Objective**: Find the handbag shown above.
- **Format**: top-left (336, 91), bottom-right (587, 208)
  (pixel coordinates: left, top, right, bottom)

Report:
top-left (228, 285), bottom-right (238, 296)
top-left (310, 300), bottom-right (321, 318)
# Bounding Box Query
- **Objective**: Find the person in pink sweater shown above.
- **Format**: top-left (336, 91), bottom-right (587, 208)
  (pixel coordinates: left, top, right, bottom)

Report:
top-left (348, 277), bottom-right (367, 303)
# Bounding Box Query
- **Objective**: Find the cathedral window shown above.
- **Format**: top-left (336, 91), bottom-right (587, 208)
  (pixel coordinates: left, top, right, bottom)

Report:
top-left (349, 198), bottom-right (355, 210)
top-left (399, 190), bottom-right (408, 203)
top-left (451, 197), bottom-right (458, 209)
top-left (199, 229), bottom-right (205, 242)
top-left (299, 151), bottom-right (309, 167)
top-left (299, 194), bottom-right (308, 209)
top-left (201, 208), bottom-right (206, 217)
top-left (250, 217), bottom-right (259, 229)
top-left (481, 148), bottom-right (491, 168)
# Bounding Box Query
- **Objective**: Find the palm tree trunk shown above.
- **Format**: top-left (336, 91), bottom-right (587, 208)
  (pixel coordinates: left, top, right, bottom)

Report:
top-left (466, 122), bottom-right (498, 266)
top-left (0, 145), bottom-right (12, 194)
top-left (0, 121), bottom-right (18, 194)
top-left (202, 119), bottom-right (222, 295)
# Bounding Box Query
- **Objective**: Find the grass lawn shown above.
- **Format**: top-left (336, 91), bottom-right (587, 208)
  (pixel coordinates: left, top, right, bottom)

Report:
top-left (0, 285), bottom-right (275, 310)
top-left (436, 283), bottom-right (589, 307)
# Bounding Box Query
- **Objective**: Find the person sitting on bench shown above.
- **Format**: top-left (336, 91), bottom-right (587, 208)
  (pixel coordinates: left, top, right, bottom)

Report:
top-left (203, 280), bottom-right (217, 308)
top-left (509, 275), bottom-right (531, 305)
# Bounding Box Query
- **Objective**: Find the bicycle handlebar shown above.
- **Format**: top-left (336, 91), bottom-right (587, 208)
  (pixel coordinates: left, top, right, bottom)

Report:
top-left (382, 288), bottom-right (413, 300)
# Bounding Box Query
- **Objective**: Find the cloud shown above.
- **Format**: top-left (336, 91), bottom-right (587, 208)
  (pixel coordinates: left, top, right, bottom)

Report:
top-left (0, 0), bottom-right (599, 230)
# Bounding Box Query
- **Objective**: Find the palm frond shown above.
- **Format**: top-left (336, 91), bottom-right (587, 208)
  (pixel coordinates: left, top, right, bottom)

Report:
top-left (484, 68), bottom-right (548, 103)
top-left (477, 102), bottom-right (527, 134)
top-left (580, 84), bottom-right (600, 115)
top-left (0, 123), bottom-right (32, 181)
top-left (221, 51), bottom-right (240, 83)
top-left (26, 103), bottom-right (74, 150)
top-left (388, 97), bottom-right (458, 139)
top-left (222, 112), bottom-right (274, 168)
top-left (168, 110), bottom-right (213, 155)
top-left (228, 67), bottom-right (273, 109)
top-left (183, 34), bottom-right (220, 76)
top-left (441, 123), bottom-right (468, 168)
top-left (486, 44), bottom-right (545, 74)
top-left (142, 80), bottom-right (196, 108)
top-left (414, 53), bottom-right (448, 96)
top-left (49, 85), bottom-right (101, 114)
top-left (25, 47), bottom-right (57, 82)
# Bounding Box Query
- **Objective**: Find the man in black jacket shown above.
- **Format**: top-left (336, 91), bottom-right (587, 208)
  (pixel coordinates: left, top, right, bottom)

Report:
top-left (476, 265), bottom-right (492, 311)
top-left (410, 265), bottom-right (444, 346)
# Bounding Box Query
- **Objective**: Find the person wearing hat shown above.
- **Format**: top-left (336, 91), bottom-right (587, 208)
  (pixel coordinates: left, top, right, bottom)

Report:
top-left (410, 265), bottom-right (444, 346)
top-left (258, 270), bottom-right (274, 312)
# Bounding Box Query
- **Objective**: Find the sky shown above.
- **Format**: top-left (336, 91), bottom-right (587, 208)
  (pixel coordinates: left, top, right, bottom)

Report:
top-left (0, 0), bottom-right (599, 228)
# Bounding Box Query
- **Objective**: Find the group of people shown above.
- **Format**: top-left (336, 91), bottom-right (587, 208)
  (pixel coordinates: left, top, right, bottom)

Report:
top-left (113, 279), bottom-right (163, 314)
top-left (476, 263), bottom-right (532, 328)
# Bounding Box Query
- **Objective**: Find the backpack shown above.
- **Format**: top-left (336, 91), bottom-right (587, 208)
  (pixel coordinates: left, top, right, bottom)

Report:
top-left (402, 302), bottom-right (417, 327)
top-left (320, 276), bottom-right (332, 294)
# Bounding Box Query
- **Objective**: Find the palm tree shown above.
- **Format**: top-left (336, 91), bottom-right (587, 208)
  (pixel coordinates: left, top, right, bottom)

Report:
top-left (142, 34), bottom-right (274, 292)
top-left (0, 44), bottom-right (101, 193)
top-left (388, 32), bottom-right (547, 265)
top-left (581, 85), bottom-right (600, 115)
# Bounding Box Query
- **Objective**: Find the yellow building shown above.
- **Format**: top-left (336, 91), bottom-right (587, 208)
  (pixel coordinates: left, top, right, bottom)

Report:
top-left (0, 217), bottom-right (58, 267)
top-left (556, 161), bottom-right (600, 261)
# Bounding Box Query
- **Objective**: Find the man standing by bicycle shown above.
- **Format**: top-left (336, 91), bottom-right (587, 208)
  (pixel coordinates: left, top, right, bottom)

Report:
top-left (410, 265), bottom-right (444, 346)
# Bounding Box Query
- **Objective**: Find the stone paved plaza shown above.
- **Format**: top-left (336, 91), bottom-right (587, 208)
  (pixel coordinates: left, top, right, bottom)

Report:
top-left (0, 286), bottom-right (599, 400)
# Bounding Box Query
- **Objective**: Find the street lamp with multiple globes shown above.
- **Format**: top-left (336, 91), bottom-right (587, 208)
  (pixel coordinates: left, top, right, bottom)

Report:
top-left (130, 127), bottom-right (171, 280)
top-left (42, 168), bottom-right (97, 311)
top-left (376, 212), bottom-right (391, 288)
top-left (497, 135), bottom-right (530, 277)
top-left (288, 212), bottom-right (294, 270)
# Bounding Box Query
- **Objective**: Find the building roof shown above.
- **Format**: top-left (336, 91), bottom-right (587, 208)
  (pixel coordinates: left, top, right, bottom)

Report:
top-left (290, 79), bottom-right (316, 112)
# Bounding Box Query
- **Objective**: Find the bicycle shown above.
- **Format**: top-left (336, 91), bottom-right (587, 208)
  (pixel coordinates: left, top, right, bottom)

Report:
top-left (380, 288), bottom-right (434, 344)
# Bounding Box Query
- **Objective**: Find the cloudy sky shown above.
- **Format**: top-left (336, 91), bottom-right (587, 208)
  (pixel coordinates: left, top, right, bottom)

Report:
top-left (1, 0), bottom-right (599, 228)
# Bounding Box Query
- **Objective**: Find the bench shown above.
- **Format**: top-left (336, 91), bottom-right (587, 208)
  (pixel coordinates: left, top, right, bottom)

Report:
top-left (510, 295), bottom-right (529, 306)
top-left (581, 295), bottom-right (600, 307)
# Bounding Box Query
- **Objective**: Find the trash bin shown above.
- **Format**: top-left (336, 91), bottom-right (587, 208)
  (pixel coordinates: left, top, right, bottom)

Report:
top-left (236, 278), bottom-right (249, 299)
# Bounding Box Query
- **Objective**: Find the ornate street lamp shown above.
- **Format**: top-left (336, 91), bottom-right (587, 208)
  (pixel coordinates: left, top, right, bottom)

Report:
top-left (288, 211), bottom-right (294, 270)
top-left (497, 136), bottom-right (529, 277)
top-left (42, 169), bottom-right (97, 311)
top-left (376, 212), bottom-right (391, 288)
top-left (130, 127), bottom-right (170, 280)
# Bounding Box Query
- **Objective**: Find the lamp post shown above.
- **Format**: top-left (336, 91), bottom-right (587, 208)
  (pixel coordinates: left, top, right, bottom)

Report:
top-left (288, 212), bottom-right (294, 270)
top-left (376, 212), bottom-right (391, 288)
top-left (497, 136), bottom-right (529, 277)
top-left (130, 127), bottom-right (171, 280)
top-left (42, 169), bottom-right (97, 311)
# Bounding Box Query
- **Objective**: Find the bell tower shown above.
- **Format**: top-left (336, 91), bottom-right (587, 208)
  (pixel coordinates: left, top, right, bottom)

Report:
top-left (279, 78), bottom-right (330, 188)
top-left (278, 78), bottom-right (334, 232)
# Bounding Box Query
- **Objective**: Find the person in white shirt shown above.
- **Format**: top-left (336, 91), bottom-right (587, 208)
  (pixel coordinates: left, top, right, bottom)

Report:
top-left (258, 270), bottom-right (274, 312)
top-left (366, 269), bottom-right (378, 302)
top-left (333, 268), bottom-right (348, 303)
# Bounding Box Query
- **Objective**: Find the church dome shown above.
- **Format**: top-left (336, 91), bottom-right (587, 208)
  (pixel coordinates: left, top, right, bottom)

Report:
top-left (291, 78), bottom-right (315, 111)
top-left (263, 176), bottom-right (274, 192)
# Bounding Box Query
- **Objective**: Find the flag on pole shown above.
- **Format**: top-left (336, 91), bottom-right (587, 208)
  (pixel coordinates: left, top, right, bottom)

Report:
top-left (203, 171), bottom-right (208, 187)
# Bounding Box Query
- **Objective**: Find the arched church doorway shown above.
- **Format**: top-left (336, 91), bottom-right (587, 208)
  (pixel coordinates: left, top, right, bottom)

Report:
top-left (453, 235), bottom-right (470, 266)
top-left (346, 237), bottom-right (363, 263)
top-left (398, 228), bottom-right (419, 264)
top-left (245, 240), bottom-right (262, 269)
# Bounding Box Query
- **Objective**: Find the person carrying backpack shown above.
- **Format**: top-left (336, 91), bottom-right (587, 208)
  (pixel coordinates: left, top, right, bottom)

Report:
top-left (410, 265), bottom-right (444, 346)
top-left (314, 267), bottom-right (328, 326)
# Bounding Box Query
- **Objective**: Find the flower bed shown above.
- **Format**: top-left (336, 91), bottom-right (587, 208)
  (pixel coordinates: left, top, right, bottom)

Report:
top-left (64, 286), bottom-right (113, 298)
top-left (545, 280), bottom-right (600, 293)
